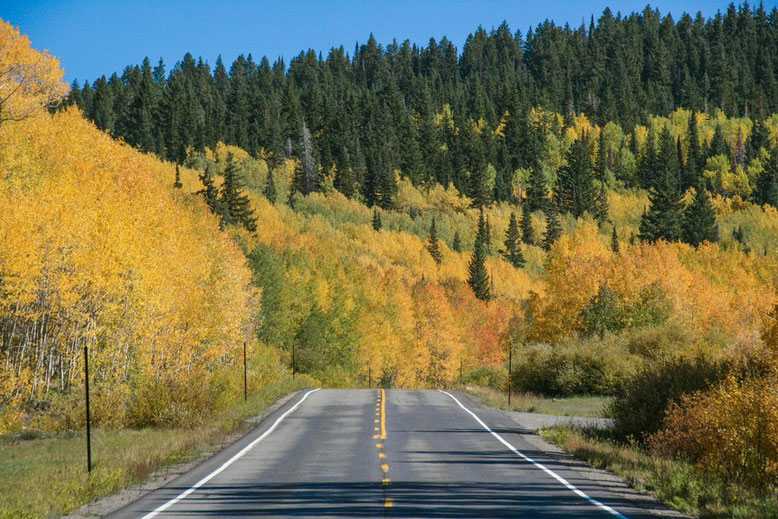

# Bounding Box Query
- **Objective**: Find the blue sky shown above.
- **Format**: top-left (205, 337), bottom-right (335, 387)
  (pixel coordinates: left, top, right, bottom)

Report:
top-left (5, 0), bottom-right (737, 83)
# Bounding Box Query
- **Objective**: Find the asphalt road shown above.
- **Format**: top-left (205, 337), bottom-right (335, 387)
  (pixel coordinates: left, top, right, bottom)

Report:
top-left (107, 389), bottom-right (679, 518)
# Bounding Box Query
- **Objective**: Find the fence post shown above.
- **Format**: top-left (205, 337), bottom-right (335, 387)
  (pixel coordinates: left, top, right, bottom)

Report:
top-left (243, 342), bottom-right (247, 401)
top-left (508, 346), bottom-right (513, 406)
top-left (84, 345), bottom-right (92, 473)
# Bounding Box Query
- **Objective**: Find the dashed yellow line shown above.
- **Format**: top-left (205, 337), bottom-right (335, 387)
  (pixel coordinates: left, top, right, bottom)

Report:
top-left (380, 388), bottom-right (387, 440)
top-left (373, 389), bottom-right (392, 510)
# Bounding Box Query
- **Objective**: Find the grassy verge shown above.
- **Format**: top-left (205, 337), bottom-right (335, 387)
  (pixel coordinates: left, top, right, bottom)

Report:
top-left (539, 426), bottom-right (778, 518)
top-left (462, 385), bottom-right (611, 418)
top-left (0, 376), bottom-right (315, 519)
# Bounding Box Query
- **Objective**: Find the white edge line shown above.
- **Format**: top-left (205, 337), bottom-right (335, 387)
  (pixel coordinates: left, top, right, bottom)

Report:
top-left (439, 390), bottom-right (628, 519)
top-left (140, 388), bottom-right (321, 519)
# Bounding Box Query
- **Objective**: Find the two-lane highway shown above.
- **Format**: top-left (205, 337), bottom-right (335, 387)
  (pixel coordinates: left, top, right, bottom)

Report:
top-left (109, 389), bottom-right (679, 518)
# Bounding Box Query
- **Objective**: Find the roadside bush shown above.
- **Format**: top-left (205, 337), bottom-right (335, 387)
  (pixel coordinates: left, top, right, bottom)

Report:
top-left (126, 370), bottom-right (231, 428)
top-left (465, 366), bottom-right (507, 389)
top-left (608, 354), bottom-right (727, 442)
top-left (650, 374), bottom-right (778, 493)
top-left (511, 337), bottom-right (637, 396)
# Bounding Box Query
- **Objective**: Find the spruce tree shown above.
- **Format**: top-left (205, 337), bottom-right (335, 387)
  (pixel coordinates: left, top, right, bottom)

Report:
top-left (611, 226), bottom-right (620, 253)
top-left (471, 163), bottom-right (495, 208)
top-left (596, 186), bottom-right (609, 225)
top-left (556, 138), bottom-right (596, 218)
top-left (640, 128), bottom-right (683, 242)
top-left (264, 170), bottom-right (277, 203)
top-left (708, 125), bottom-right (729, 159)
top-left (682, 183), bottom-right (717, 247)
top-left (639, 174), bottom-right (683, 243)
top-left (452, 232), bottom-right (462, 252)
top-left (173, 164), bottom-right (182, 188)
top-left (756, 149), bottom-right (778, 207)
top-left (468, 209), bottom-right (491, 301)
top-left (526, 165), bottom-right (549, 213)
top-left (483, 215), bottom-right (493, 254)
top-left (748, 118), bottom-right (770, 161)
top-left (334, 146), bottom-right (357, 198)
top-left (219, 153), bottom-right (258, 232)
top-left (543, 204), bottom-right (562, 251)
top-left (502, 212), bottom-right (525, 268)
top-left (683, 111), bottom-right (702, 190)
top-left (197, 164), bottom-right (221, 216)
top-left (542, 204), bottom-right (562, 250)
top-left (372, 208), bottom-right (382, 231)
top-left (520, 208), bottom-right (535, 245)
top-left (637, 128), bottom-right (657, 190)
top-left (427, 216), bottom-right (442, 264)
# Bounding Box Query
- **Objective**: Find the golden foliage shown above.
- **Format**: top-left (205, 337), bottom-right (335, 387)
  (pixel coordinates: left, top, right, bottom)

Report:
top-left (0, 108), bottom-right (259, 431)
top-left (651, 374), bottom-right (778, 491)
top-left (0, 18), bottom-right (68, 124)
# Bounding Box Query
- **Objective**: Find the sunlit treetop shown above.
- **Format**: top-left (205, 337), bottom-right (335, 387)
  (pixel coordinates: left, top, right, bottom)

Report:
top-left (0, 18), bottom-right (68, 125)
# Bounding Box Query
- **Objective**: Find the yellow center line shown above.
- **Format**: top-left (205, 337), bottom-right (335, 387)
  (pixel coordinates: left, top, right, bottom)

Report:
top-left (380, 388), bottom-right (387, 440)
top-left (376, 443), bottom-right (383, 448)
top-left (379, 452), bottom-right (386, 458)
top-left (381, 463), bottom-right (389, 473)
top-left (384, 498), bottom-right (393, 507)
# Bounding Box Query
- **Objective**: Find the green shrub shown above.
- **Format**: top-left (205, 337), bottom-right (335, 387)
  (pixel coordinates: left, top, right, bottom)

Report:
top-left (511, 337), bottom-right (638, 396)
top-left (608, 354), bottom-right (727, 442)
top-left (465, 366), bottom-right (507, 389)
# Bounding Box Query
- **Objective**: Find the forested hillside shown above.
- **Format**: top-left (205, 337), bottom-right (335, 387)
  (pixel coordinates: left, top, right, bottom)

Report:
top-left (2, 5), bottom-right (778, 510)
top-left (65, 4), bottom-right (778, 209)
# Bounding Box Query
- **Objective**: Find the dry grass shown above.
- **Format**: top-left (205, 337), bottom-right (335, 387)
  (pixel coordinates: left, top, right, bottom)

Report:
top-left (0, 376), bottom-right (314, 519)
top-left (463, 385), bottom-right (611, 418)
top-left (540, 426), bottom-right (778, 518)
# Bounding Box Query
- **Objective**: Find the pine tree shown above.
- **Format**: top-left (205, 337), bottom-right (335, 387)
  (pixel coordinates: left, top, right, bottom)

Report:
top-left (611, 226), bottom-right (620, 253)
top-left (483, 215), bottom-right (493, 254)
top-left (452, 232), bottom-right (462, 252)
top-left (640, 127), bottom-right (683, 243)
top-left (526, 165), bottom-right (549, 213)
top-left (639, 175), bottom-right (683, 243)
top-left (173, 164), bottom-right (182, 188)
top-left (197, 164), bottom-right (222, 216)
top-left (683, 111), bottom-right (702, 190)
top-left (682, 183), bottom-right (717, 247)
top-left (556, 138), bottom-right (596, 218)
top-left (372, 208), bottom-right (382, 231)
top-left (470, 163), bottom-right (495, 208)
top-left (596, 186), bottom-right (609, 225)
top-left (334, 146), bottom-right (357, 198)
top-left (427, 216), bottom-right (442, 264)
top-left (520, 208), bottom-right (535, 245)
top-left (543, 204), bottom-right (562, 251)
top-left (219, 153), bottom-right (257, 233)
top-left (502, 212), bottom-right (525, 268)
top-left (708, 125), bottom-right (729, 159)
top-left (756, 149), bottom-right (778, 207)
top-left (264, 170), bottom-right (277, 203)
top-left (468, 209), bottom-right (491, 301)
top-left (748, 118), bottom-right (770, 161)
top-left (638, 128), bottom-right (657, 190)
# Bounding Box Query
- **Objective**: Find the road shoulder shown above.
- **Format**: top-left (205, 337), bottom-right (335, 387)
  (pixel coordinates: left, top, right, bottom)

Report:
top-left (63, 390), bottom-right (302, 519)
top-left (449, 391), bottom-right (689, 518)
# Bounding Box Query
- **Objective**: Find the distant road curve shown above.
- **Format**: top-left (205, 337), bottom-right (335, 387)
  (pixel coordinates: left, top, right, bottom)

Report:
top-left (108, 389), bottom-right (684, 518)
